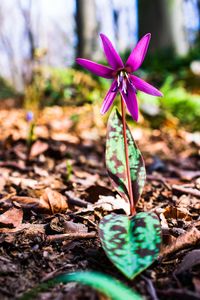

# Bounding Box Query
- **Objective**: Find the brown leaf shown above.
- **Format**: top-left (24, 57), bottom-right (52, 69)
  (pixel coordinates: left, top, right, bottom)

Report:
top-left (11, 189), bottom-right (68, 215)
top-left (41, 188), bottom-right (68, 214)
top-left (30, 140), bottom-right (49, 157)
top-left (175, 249), bottom-right (200, 275)
top-left (193, 277), bottom-right (200, 294)
top-left (0, 207), bottom-right (23, 229)
top-left (94, 195), bottom-right (130, 215)
top-left (160, 227), bottom-right (200, 258)
top-left (172, 184), bottom-right (200, 198)
top-left (63, 220), bottom-right (87, 233)
top-left (163, 206), bottom-right (192, 222)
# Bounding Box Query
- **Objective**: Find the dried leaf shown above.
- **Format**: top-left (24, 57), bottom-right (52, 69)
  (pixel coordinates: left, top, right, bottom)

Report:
top-left (193, 277), bottom-right (200, 294)
top-left (30, 140), bottom-right (49, 157)
top-left (160, 227), bottom-right (200, 258)
top-left (94, 195), bottom-right (130, 215)
top-left (0, 207), bottom-right (23, 229)
top-left (106, 108), bottom-right (146, 204)
top-left (63, 221), bottom-right (88, 233)
top-left (41, 188), bottom-right (68, 214)
top-left (175, 249), bottom-right (200, 275)
top-left (163, 206), bottom-right (192, 222)
top-left (11, 188), bottom-right (68, 215)
top-left (99, 212), bottom-right (161, 279)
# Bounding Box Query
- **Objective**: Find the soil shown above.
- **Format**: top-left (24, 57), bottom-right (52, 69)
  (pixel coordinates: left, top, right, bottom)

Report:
top-left (0, 104), bottom-right (200, 300)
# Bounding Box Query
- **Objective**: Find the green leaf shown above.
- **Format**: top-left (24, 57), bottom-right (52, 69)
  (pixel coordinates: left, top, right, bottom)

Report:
top-left (106, 107), bottom-right (146, 205)
top-left (55, 272), bottom-right (143, 300)
top-left (99, 212), bottom-right (161, 279)
top-left (20, 272), bottom-right (143, 300)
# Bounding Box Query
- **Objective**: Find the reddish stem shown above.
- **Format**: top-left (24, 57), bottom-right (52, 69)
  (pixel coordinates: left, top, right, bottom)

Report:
top-left (121, 97), bottom-right (136, 216)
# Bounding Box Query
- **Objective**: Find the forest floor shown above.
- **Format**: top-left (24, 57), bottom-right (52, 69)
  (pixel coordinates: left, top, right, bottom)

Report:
top-left (0, 104), bottom-right (200, 300)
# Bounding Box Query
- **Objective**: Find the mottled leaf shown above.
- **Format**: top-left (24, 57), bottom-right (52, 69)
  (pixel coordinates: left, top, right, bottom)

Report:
top-left (106, 107), bottom-right (146, 204)
top-left (99, 212), bottom-right (161, 279)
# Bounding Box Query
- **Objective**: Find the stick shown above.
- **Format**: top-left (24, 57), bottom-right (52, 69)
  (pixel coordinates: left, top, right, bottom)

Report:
top-left (121, 97), bottom-right (136, 216)
top-left (46, 231), bottom-right (96, 242)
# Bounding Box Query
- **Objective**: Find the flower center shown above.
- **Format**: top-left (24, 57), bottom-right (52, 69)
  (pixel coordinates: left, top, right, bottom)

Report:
top-left (112, 69), bottom-right (136, 94)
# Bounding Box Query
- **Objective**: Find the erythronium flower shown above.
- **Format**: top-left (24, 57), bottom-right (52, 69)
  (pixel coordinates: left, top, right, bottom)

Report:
top-left (76, 33), bottom-right (163, 121)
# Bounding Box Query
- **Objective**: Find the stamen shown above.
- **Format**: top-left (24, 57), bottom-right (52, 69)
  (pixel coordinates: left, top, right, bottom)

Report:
top-left (117, 76), bottom-right (120, 87)
top-left (112, 81), bottom-right (118, 92)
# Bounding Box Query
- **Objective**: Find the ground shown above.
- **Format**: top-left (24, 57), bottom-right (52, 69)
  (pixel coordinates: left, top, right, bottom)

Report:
top-left (0, 104), bottom-right (200, 300)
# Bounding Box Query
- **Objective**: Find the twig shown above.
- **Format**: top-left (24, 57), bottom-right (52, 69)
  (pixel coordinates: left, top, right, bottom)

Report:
top-left (0, 161), bottom-right (32, 172)
top-left (172, 185), bottom-right (200, 198)
top-left (121, 97), bottom-right (135, 216)
top-left (41, 263), bottom-right (75, 282)
top-left (141, 275), bottom-right (159, 300)
top-left (147, 174), bottom-right (171, 190)
top-left (65, 192), bottom-right (88, 208)
top-left (162, 227), bottom-right (186, 237)
top-left (46, 231), bottom-right (96, 242)
top-left (0, 286), bottom-right (14, 297)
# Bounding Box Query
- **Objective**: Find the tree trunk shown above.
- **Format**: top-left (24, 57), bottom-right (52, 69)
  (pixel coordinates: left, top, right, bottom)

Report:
top-left (138, 0), bottom-right (189, 56)
top-left (75, 0), bottom-right (99, 59)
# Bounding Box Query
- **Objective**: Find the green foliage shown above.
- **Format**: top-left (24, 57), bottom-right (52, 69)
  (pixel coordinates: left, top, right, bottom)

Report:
top-left (27, 122), bottom-right (35, 148)
top-left (55, 272), bottom-right (143, 300)
top-left (20, 272), bottom-right (143, 300)
top-left (0, 76), bottom-right (17, 99)
top-left (140, 76), bottom-right (200, 131)
top-left (99, 212), bottom-right (162, 279)
top-left (106, 107), bottom-right (146, 204)
top-left (43, 68), bottom-right (104, 106)
top-left (65, 159), bottom-right (72, 181)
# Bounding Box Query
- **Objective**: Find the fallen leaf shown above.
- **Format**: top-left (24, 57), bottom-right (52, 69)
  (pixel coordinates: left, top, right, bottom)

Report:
top-left (193, 277), bottom-right (200, 294)
top-left (160, 227), bottom-right (200, 258)
top-left (8, 176), bottom-right (38, 189)
top-left (11, 189), bottom-right (68, 215)
top-left (63, 221), bottom-right (88, 233)
top-left (172, 185), bottom-right (200, 198)
top-left (0, 207), bottom-right (23, 229)
top-left (94, 195), bottom-right (130, 215)
top-left (175, 249), bottom-right (200, 275)
top-left (30, 140), bottom-right (49, 157)
top-left (163, 206), bottom-right (192, 222)
top-left (41, 188), bottom-right (68, 214)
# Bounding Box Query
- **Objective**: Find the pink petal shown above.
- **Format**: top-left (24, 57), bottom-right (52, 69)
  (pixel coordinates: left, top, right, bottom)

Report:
top-left (131, 75), bottom-right (163, 97)
top-left (100, 33), bottom-right (124, 70)
top-left (76, 58), bottom-right (113, 79)
top-left (125, 33), bottom-right (151, 72)
top-left (121, 84), bottom-right (139, 121)
top-left (100, 80), bottom-right (118, 114)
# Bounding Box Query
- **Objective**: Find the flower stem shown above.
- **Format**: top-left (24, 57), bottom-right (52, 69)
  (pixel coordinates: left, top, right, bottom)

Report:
top-left (121, 97), bottom-right (136, 216)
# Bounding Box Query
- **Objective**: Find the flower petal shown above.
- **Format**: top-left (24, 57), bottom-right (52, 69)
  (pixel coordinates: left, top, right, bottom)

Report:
top-left (100, 33), bottom-right (124, 70)
top-left (121, 84), bottom-right (139, 121)
top-left (131, 75), bottom-right (163, 97)
top-left (125, 33), bottom-right (151, 72)
top-left (100, 80), bottom-right (118, 114)
top-left (76, 58), bottom-right (113, 79)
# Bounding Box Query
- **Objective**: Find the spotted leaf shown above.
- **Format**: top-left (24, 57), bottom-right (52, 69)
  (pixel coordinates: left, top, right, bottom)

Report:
top-left (99, 212), bottom-right (161, 279)
top-left (106, 108), bottom-right (146, 205)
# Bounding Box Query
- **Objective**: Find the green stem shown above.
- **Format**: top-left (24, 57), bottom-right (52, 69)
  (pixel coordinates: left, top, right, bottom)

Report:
top-left (121, 97), bottom-right (136, 216)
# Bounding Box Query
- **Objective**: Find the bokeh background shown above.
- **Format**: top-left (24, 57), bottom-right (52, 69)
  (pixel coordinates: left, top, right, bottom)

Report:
top-left (0, 0), bottom-right (200, 132)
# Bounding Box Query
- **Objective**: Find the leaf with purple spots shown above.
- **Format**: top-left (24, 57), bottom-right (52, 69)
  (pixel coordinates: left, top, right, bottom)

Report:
top-left (99, 212), bottom-right (161, 279)
top-left (106, 108), bottom-right (146, 206)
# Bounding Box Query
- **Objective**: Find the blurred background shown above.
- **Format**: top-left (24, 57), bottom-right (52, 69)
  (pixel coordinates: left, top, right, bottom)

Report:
top-left (0, 0), bottom-right (200, 132)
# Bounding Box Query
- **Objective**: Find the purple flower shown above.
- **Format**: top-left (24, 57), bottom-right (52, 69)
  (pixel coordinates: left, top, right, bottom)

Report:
top-left (76, 33), bottom-right (163, 121)
top-left (26, 111), bottom-right (34, 122)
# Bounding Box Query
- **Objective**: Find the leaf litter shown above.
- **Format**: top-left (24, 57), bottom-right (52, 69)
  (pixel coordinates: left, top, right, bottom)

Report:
top-left (0, 106), bottom-right (199, 299)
